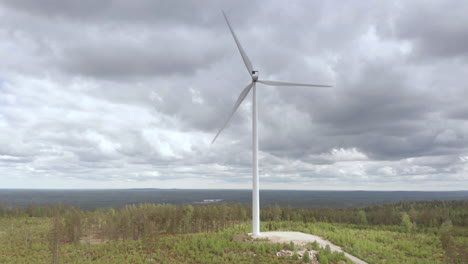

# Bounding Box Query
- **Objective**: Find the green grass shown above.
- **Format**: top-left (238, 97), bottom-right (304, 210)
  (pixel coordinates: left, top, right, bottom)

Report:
top-left (1, 217), bottom-right (467, 263)
top-left (0, 219), bottom-right (301, 263)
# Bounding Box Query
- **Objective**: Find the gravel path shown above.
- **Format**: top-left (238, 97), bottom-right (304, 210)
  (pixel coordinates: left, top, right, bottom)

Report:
top-left (251, 231), bottom-right (368, 264)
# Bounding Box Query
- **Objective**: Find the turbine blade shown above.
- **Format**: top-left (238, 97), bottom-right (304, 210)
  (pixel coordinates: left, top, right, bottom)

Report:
top-left (222, 10), bottom-right (254, 75)
top-left (258, 79), bottom-right (332, 88)
top-left (211, 82), bottom-right (254, 144)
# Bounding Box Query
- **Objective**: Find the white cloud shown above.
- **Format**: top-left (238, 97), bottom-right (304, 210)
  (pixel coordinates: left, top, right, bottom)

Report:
top-left (319, 148), bottom-right (368, 162)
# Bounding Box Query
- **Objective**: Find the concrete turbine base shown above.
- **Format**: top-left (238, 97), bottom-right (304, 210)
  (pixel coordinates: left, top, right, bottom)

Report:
top-left (249, 231), bottom-right (368, 264)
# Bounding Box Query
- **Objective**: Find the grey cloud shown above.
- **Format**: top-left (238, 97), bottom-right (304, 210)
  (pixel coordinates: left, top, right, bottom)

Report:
top-left (2, 0), bottom-right (258, 26)
top-left (0, 0), bottom-right (467, 189)
top-left (394, 0), bottom-right (468, 60)
top-left (446, 106), bottom-right (468, 120)
top-left (59, 28), bottom-right (226, 79)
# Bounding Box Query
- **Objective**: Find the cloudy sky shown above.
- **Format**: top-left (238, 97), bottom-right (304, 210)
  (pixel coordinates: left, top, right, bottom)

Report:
top-left (1, 0), bottom-right (467, 190)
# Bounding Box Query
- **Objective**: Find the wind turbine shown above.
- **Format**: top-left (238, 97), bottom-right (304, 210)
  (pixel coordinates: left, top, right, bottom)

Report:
top-left (212, 11), bottom-right (331, 236)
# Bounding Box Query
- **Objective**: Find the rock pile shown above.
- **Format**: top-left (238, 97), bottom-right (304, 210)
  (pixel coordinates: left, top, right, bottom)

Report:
top-left (276, 249), bottom-right (319, 263)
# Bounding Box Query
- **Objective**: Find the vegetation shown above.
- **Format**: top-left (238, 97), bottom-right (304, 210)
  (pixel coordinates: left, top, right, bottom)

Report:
top-left (0, 201), bottom-right (466, 263)
top-left (316, 245), bottom-right (349, 264)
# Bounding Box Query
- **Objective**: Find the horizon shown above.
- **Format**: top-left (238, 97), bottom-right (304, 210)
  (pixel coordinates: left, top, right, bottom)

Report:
top-left (1, 188), bottom-right (467, 192)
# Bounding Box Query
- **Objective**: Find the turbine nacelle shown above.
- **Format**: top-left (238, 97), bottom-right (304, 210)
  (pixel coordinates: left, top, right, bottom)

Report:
top-left (251, 71), bottom-right (259, 81)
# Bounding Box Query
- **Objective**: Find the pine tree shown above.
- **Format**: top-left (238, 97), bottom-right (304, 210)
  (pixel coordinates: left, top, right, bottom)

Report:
top-left (401, 212), bottom-right (414, 233)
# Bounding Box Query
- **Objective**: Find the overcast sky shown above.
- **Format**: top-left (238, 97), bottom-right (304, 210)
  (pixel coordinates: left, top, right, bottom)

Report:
top-left (1, 0), bottom-right (467, 190)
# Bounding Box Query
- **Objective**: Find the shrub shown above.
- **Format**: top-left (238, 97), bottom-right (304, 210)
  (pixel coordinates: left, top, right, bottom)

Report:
top-left (292, 252), bottom-right (299, 260)
top-left (319, 255), bottom-right (329, 264)
top-left (302, 251), bottom-right (310, 262)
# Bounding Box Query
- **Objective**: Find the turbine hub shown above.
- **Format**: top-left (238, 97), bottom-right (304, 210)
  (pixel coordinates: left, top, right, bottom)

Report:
top-left (252, 71), bottom-right (259, 81)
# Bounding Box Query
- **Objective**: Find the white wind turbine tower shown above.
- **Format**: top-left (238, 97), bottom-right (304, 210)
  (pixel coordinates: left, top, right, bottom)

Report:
top-left (212, 11), bottom-right (331, 236)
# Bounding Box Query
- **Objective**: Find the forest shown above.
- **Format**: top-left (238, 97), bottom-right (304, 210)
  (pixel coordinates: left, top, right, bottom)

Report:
top-left (0, 200), bottom-right (467, 263)
top-left (1, 189), bottom-right (466, 209)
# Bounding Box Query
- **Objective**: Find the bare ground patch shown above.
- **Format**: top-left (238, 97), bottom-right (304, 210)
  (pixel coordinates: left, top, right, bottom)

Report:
top-left (79, 234), bottom-right (109, 245)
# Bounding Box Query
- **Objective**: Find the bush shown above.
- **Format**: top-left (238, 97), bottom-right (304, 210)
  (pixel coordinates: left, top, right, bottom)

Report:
top-left (302, 251), bottom-right (310, 262)
top-left (292, 252), bottom-right (299, 260)
top-left (311, 241), bottom-right (320, 250)
top-left (319, 255), bottom-right (329, 264)
top-left (288, 241), bottom-right (295, 250)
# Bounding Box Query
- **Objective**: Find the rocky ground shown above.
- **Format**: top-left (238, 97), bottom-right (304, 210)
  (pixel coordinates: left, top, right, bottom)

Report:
top-left (251, 231), bottom-right (368, 264)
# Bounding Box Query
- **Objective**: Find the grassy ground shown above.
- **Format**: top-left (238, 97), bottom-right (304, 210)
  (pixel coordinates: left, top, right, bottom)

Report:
top-left (0, 218), bottom-right (306, 263)
top-left (1, 217), bottom-right (466, 263)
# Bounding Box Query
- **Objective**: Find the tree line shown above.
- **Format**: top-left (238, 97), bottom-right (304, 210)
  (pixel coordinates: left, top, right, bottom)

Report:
top-left (0, 200), bottom-right (466, 242)
top-left (262, 200), bottom-right (467, 227)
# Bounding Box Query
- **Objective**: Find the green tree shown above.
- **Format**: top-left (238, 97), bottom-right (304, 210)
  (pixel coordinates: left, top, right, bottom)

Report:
top-left (63, 208), bottom-right (82, 243)
top-left (439, 219), bottom-right (456, 262)
top-left (401, 212), bottom-right (414, 233)
top-left (358, 210), bottom-right (368, 225)
top-left (272, 204), bottom-right (282, 222)
top-left (0, 203), bottom-right (4, 217)
top-left (48, 216), bottom-right (64, 264)
top-left (181, 205), bottom-right (194, 233)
